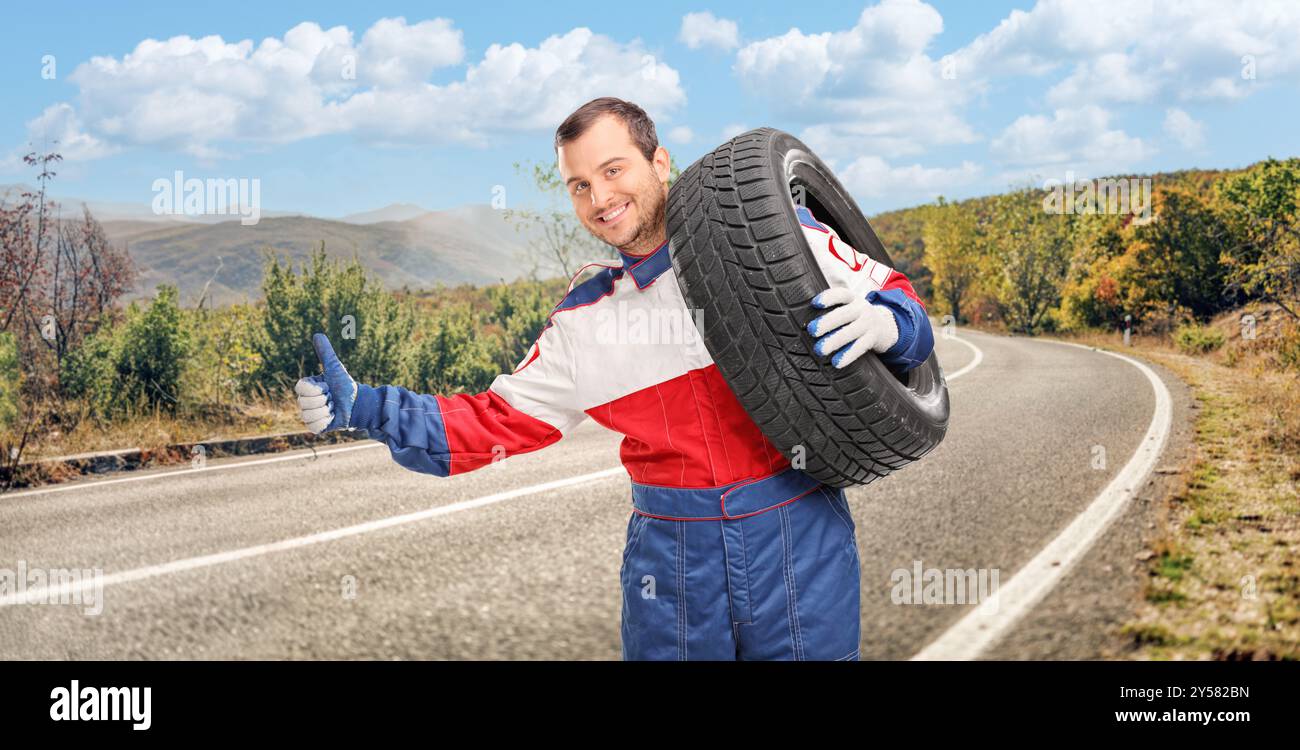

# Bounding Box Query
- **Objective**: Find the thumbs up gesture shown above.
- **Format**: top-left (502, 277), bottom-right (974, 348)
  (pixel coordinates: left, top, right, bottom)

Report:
top-left (295, 333), bottom-right (358, 434)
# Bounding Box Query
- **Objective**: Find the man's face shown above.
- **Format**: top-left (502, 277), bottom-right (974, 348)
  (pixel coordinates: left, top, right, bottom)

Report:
top-left (558, 114), bottom-right (671, 255)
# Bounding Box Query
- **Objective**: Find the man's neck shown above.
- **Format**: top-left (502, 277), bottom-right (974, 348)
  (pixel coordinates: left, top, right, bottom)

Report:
top-left (619, 230), bottom-right (669, 259)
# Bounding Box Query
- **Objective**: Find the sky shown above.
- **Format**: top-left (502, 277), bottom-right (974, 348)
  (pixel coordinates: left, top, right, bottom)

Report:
top-left (2, 0), bottom-right (1299, 218)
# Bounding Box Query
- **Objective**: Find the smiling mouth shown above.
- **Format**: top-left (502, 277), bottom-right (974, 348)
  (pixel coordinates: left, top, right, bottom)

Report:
top-left (597, 201), bottom-right (630, 224)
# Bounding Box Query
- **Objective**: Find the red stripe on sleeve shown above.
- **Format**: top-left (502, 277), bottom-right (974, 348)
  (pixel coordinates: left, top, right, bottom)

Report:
top-left (435, 391), bottom-right (565, 474)
top-left (881, 268), bottom-right (927, 311)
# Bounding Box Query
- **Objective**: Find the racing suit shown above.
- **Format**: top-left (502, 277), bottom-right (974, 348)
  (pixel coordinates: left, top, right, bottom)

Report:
top-left (346, 205), bottom-right (934, 660)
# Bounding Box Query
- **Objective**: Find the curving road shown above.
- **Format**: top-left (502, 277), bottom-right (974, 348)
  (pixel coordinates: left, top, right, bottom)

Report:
top-left (0, 323), bottom-right (1193, 660)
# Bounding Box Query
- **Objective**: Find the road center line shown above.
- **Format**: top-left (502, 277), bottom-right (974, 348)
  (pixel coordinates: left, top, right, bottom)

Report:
top-left (911, 339), bottom-right (1173, 660)
top-left (0, 467), bottom-right (627, 608)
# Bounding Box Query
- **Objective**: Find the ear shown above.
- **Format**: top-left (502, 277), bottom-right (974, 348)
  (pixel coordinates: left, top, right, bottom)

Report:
top-left (652, 146), bottom-right (671, 182)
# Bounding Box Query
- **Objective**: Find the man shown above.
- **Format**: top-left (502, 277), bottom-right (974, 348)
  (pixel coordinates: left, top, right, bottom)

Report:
top-left (296, 97), bottom-right (934, 660)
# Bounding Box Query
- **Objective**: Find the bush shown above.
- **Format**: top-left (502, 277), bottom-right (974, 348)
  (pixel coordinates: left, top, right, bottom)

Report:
top-left (61, 285), bottom-right (191, 417)
top-left (407, 303), bottom-right (500, 394)
top-left (0, 332), bottom-right (18, 430)
top-left (181, 303), bottom-right (264, 406)
top-left (1174, 323), bottom-right (1226, 355)
top-left (256, 247), bottom-right (414, 389)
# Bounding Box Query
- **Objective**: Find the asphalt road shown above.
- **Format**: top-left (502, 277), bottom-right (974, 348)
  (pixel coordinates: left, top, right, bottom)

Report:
top-left (0, 325), bottom-right (1192, 660)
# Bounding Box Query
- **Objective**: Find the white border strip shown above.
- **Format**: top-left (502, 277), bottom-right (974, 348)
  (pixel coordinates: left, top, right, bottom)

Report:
top-left (940, 331), bottom-right (983, 382)
top-left (911, 339), bottom-right (1173, 660)
top-left (0, 467), bottom-right (626, 608)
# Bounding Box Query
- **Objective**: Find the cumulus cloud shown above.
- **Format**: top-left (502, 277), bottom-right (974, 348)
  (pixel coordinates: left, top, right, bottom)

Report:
top-left (679, 11), bottom-right (740, 51)
top-left (732, 0), bottom-right (976, 162)
top-left (1163, 108), bottom-right (1205, 149)
top-left (22, 103), bottom-right (118, 162)
top-left (839, 156), bottom-right (981, 201)
top-left (991, 105), bottom-right (1152, 174)
top-left (29, 18), bottom-right (685, 160)
top-left (956, 0), bottom-right (1300, 105)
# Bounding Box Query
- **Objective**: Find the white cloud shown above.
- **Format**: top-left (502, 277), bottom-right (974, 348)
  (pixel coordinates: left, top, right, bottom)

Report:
top-left (22, 103), bottom-right (118, 162)
top-left (356, 17), bottom-right (464, 87)
top-left (991, 105), bottom-right (1152, 174)
top-left (666, 126), bottom-right (695, 144)
top-left (732, 0), bottom-right (977, 161)
top-left (1163, 107), bottom-right (1205, 149)
top-left (679, 11), bottom-right (740, 51)
top-left (839, 156), bottom-right (981, 201)
top-left (720, 123), bottom-right (749, 140)
top-left (956, 0), bottom-right (1300, 105)
top-left (33, 19), bottom-right (685, 160)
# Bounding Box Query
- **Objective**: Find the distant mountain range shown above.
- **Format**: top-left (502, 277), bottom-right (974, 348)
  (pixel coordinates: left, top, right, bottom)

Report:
top-left (0, 185), bottom-right (562, 306)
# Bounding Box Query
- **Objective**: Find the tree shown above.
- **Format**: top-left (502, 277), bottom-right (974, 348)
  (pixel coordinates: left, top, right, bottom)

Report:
top-left (981, 188), bottom-right (1074, 333)
top-left (921, 198), bottom-right (982, 323)
top-left (1216, 157), bottom-right (1300, 320)
top-left (1121, 187), bottom-right (1233, 323)
top-left (45, 206), bottom-right (136, 367)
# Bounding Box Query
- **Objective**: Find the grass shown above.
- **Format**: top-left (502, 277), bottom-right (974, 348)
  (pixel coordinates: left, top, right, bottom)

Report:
top-left (9, 394), bottom-right (301, 461)
top-left (1027, 305), bottom-right (1299, 660)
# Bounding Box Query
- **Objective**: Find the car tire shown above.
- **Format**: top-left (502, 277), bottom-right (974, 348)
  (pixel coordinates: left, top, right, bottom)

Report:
top-left (666, 127), bottom-right (950, 488)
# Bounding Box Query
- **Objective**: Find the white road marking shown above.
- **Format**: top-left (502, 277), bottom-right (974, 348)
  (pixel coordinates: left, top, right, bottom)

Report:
top-left (2, 442), bottom-right (386, 500)
top-left (940, 331), bottom-right (983, 381)
top-left (0, 467), bottom-right (627, 608)
top-left (911, 339), bottom-right (1173, 660)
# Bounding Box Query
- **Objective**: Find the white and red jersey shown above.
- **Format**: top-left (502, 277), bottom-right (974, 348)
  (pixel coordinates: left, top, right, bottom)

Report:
top-left (348, 205), bottom-right (930, 487)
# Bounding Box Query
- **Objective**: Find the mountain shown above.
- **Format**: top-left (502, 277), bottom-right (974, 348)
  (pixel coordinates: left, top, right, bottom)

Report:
top-left (101, 206), bottom-right (546, 306)
top-left (338, 203), bottom-right (430, 224)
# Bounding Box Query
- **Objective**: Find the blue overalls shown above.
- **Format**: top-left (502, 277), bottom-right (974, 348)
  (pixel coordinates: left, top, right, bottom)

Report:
top-left (619, 465), bottom-right (862, 660)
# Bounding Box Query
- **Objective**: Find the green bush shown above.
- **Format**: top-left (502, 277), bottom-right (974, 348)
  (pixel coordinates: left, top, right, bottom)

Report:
top-left (256, 247), bottom-right (414, 389)
top-left (0, 332), bottom-right (18, 430)
top-left (61, 285), bottom-right (191, 417)
top-left (1173, 323), bottom-right (1226, 355)
top-left (181, 303), bottom-right (265, 405)
top-left (408, 303), bottom-right (500, 394)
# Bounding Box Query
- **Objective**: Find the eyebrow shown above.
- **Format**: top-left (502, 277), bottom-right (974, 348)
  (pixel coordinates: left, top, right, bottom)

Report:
top-left (565, 157), bottom-right (627, 186)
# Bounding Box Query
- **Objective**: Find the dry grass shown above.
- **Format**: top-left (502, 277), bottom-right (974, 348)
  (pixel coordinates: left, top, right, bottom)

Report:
top-left (16, 396), bottom-right (302, 461)
top-left (1038, 307), bottom-right (1299, 660)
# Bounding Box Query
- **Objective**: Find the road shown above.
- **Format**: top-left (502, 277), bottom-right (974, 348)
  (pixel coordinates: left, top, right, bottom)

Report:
top-left (0, 325), bottom-right (1193, 660)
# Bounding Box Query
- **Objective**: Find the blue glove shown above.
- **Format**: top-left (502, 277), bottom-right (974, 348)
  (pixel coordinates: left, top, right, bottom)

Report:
top-left (294, 333), bottom-right (358, 433)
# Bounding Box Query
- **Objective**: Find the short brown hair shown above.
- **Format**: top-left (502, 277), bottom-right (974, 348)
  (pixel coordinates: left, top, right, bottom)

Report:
top-left (554, 97), bottom-right (659, 163)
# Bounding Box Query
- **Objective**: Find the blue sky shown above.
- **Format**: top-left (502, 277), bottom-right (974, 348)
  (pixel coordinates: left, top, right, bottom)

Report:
top-left (3, 0), bottom-right (1298, 218)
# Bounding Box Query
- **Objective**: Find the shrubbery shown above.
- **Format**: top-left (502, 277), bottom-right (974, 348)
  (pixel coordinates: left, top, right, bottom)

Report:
top-left (61, 285), bottom-right (191, 417)
top-left (55, 247), bottom-right (566, 424)
top-left (1174, 323), bottom-right (1226, 355)
top-left (0, 332), bottom-right (17, 430)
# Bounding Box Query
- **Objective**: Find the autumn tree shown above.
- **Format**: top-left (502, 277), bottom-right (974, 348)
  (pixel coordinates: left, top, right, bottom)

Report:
top-left (921, 197), bottom-right (983, 324)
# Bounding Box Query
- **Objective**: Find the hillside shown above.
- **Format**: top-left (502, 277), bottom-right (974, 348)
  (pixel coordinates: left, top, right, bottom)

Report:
top-left (102, 205), bottom-right (545, 306)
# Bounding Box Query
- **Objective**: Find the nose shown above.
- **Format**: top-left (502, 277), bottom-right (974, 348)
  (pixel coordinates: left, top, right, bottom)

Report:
top-left (589, 180), bottom-right (614, 213)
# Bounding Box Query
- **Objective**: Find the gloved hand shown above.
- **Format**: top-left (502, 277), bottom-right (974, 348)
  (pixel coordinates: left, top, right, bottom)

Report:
top-left (295, 333), bottom-right (358, 434)
top-left (806, 287), bottom-right (900, 369)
